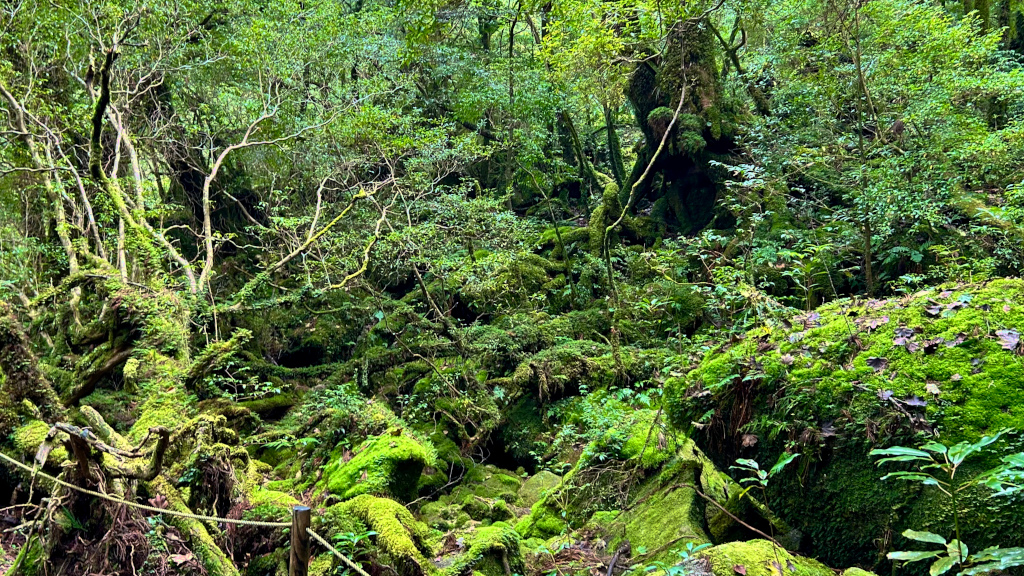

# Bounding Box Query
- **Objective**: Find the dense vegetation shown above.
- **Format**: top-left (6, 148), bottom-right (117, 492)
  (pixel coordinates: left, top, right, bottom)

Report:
top-left (2, 1), bottom-right (1024, 575)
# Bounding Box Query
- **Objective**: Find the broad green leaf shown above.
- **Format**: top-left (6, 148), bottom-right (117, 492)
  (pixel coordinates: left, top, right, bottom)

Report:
top-left (734, 458), bottom-right (760, 470)
top-left (888, 551), bottom-right (942, 562)
top-left (870, 446), bottom-right (932, 459)
top-left (929, 555), bottom-right (957, 576)
top-left (945, 540), bottom-right (967, 560)
top-left (902, 530), bottom-right (945, 545)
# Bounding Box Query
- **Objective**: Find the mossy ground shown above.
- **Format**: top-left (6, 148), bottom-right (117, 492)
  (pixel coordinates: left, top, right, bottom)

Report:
top-left (667, 279), bottom-right (1024, 568)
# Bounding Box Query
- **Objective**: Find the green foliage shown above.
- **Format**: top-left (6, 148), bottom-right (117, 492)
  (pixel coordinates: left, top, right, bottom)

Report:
top-left (872, 434), bottom-right (1024, 575)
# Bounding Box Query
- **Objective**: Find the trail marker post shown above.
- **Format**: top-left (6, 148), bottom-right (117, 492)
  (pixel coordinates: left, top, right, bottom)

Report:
top-left (290, 505), bottom-right (311, 576)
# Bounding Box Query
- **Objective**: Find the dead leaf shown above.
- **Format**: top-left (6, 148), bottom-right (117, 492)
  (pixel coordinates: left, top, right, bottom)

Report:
top-left (926, 382), bottom-right (941, 395)
top-left (780, 354), bottom-right (795, 365)
top-left (950, 373), bottom-right (962, 382)
top-left (742, 434), bottom-right (759, 447)
top-left (995, 329), bottom-right (1019, 351)
top-left (1004, 305), bottom-right (1011, 313)
top-left (905, 396), bottom-right (928, 408)
top-left (170, 552), bottom-right (193, 565)
top-left (733, 565), bottom-right (747, 575)
top-left (866, 357), bottom-right (888, 371)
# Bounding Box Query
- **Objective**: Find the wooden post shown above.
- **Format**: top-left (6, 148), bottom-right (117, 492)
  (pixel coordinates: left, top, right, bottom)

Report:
top-left (290, 505), bottom-right (311, 576)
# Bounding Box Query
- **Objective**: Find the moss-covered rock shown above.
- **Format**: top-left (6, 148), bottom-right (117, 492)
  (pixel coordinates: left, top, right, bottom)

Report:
top-left (322, 430), bottom-right (437, 503)
top-left (665, 279), bottom-right (1024, 568)
top-left (694, 540), bottom-right (833, 576)
top-left (340, 494), bottom-right (435, 575)
top-left (442, 522), bottom-right (525, 576)
top-left (518, 471), bottom-right (561, 508)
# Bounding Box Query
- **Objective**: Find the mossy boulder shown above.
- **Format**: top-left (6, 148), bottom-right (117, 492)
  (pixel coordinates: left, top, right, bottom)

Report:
top-left (518, 471), bottom-right (561, 508)
top-left (666, 279), bottom-right (1024, 568)
top-left (441, 522), bottom-right (525, 576)
top-left (322, 430), bottom-right (437, 503)
top-left (694, 540), bottom-right (833, 576)
top-left (420, 464), bottom-right (522, 528)
top-left (340, 494), bottom-right (435, 575)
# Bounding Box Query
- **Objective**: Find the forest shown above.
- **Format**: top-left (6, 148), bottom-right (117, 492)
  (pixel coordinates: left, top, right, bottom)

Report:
top-left (2, 0), bottom-right (1024, 575)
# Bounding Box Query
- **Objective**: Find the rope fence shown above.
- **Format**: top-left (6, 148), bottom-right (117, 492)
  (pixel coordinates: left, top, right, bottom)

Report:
top-left (0, 450), bottom-right (367, 576)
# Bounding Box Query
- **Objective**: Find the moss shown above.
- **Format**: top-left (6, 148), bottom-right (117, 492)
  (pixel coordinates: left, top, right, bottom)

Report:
top-left (11, 420), bottom-right (68, 465)
top-left (513, 498), bottom-right (566, 539)
top-left (461, 494), bottom-right (514, 523)
top-left (316, 503), bottom-right (369, 538)
top-left (619, 411), bottom-right (677, 469)
top-left (841, 569), bottom-right (878, 576)
top-left (341, 494), bottom-right (435, 575)
top-left (322, 430), bottom-right (437, 503)
top-left (666, 279), bottom-right (1024, 567)
top-left (696, 540), bottom-right (833, 576)
top-left (149, 475), bottom-right (240, 576)
top-left (518, 471), bottom-right (561, 508)
top-left (442, 522), bottom-right (525, 576)
top-left (128, 379), bottom-right (194, 442)
top-left (309, 555), bottom-right (334, 576)
top-left (421, 500), bottom-right (472, 531)
top-left (607, 453), bottom-right (710, 562)
top-left (238, 391), bottom-right (302, 415)
top-left (5, 535), bottom-right (44, 576)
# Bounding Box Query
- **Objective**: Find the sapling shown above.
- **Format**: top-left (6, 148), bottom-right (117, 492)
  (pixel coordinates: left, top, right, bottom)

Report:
top-left (731, 452), bottom-right (801, 570)
top-left (871, 431), bottom-right (1024, 575)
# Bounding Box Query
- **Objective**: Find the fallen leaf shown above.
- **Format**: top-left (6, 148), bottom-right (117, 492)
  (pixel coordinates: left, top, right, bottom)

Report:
top-left (905, 396), bottom-right (928, 407)
top-left (866, 357), bottom-right (888, 371)
top-left (925, 305), bottom-right (941, 316)
top-left (996, 329), bottom-right (1019, 351)
top-left (951, 373), bottom-right (962, 381)
top-left (742, 434), bottom-right (759, 447)
top-left (877, 389), bottom-right (894, 401)
top-left (1004, 305), bottom-right (1011, 313)
top-left (923, 337), bottom-right (944, 354)
top-left (780, 354), bottom-right (795, 365)
top-left (734, 565), bottom-right (747, 575)
top-left (170, 553), bottom-right (194, 565)
top-left (939, 290), bottom-right (953, 298)
top-left (926, 382), bottom-right (941, 395)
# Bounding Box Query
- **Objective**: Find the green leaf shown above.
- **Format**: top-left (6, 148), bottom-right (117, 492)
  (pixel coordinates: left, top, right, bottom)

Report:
top-left (770, 452), bottom-right (800, 476)
top-left (929, 555), bottom-right (957, 576)
top-left (920, 441), bottom-right (948, 455)
top-left (871, 446), bottom-right (932, 460)
top-left (945, 540), bottom-right (967, 560)
top-left (903, 530), bottom-right (946, 545)
top-left (733, 458), bottom-right (760, 470)
top-left (888, 551), bottom-right (942, 562)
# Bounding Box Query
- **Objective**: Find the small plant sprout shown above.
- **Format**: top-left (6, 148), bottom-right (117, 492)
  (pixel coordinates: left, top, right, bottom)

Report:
top-left (871, 432), bottom-right (1024, 575)
top-left (641, 541), bottom-right (712, 576)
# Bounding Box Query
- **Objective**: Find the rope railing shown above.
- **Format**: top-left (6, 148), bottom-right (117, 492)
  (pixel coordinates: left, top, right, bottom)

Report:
top-left (306, 526), bottom-right (373, 576)
top-left (0, 450), bottom-right (369, 576)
